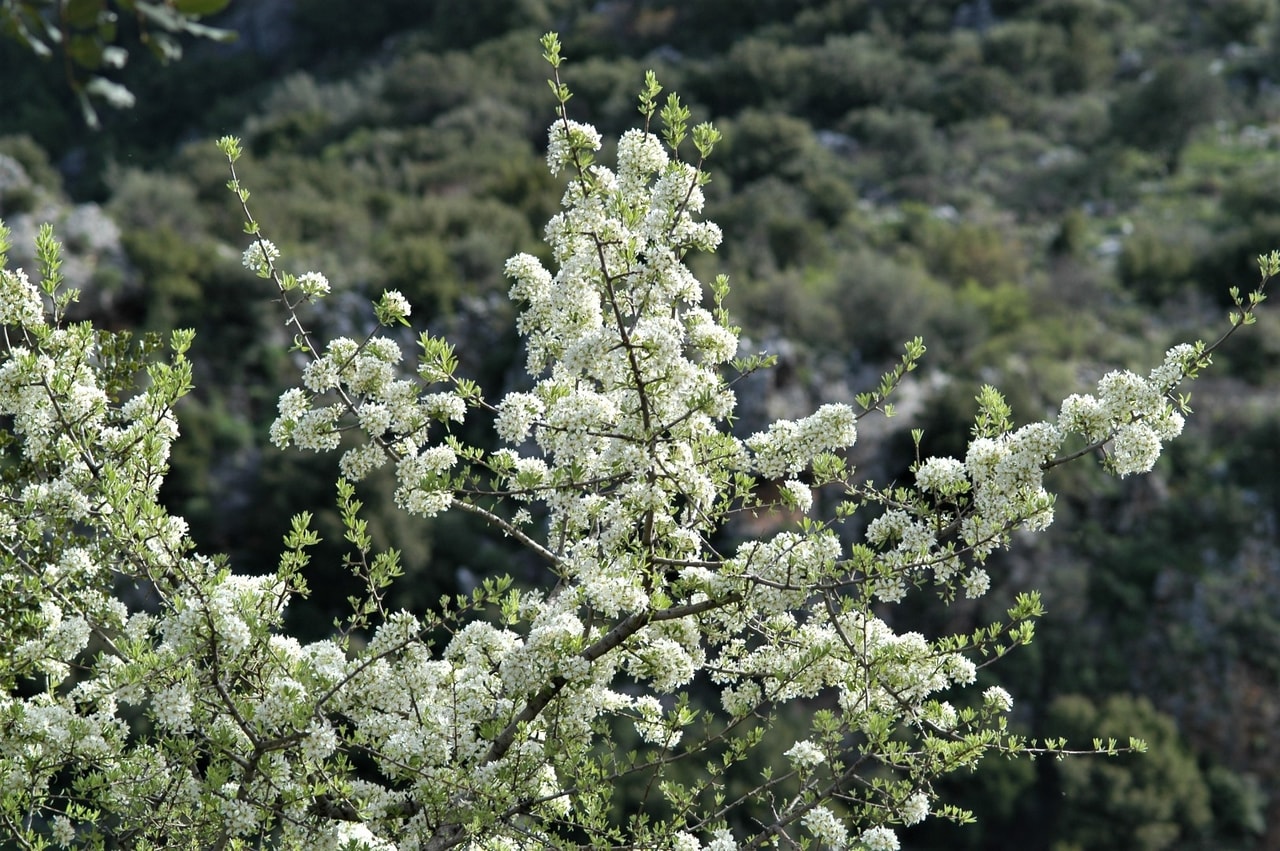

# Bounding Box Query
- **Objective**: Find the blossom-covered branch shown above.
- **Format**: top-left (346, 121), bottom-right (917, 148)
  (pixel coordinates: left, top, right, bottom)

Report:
top-left (0, 32), bottom-right (1269, 851)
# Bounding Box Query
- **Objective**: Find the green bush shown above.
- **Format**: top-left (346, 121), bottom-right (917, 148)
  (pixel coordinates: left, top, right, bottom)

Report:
top-left (1110, 59), bottom-right (1226, 170)
top-left (1118, 223), bottom-right (1200, 304)
top-left (0, 134), bottom-right (62, 192)
top-left (1048, 694), bottom-right (1212, 851)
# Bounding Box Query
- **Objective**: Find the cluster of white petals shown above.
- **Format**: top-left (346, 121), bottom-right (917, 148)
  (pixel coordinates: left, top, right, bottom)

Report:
top-left (859, 825), bottom-right (901, 851)
top-left (0, 266), bottom-right (42, 327)
top-left (0, 79), bottom-right (1237, 850)
top-left (242, 237), bottom-right (280, 276)
top-left (1058, 353), bottom-right (1189, 476)
top-left (804, 806), bottom-right (849, 849)
top-left (747, 403), bottom-right (858, 479)
top-left (784, 739), bottom-right (826, 770)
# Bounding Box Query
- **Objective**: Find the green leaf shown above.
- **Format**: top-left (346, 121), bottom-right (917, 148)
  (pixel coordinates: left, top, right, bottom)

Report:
top-left (64, 0), bottom-right (103, 29)
top-left (66, 33), bottom-right (104, 70)
top-left (172, 0), bottom-right (232, 14)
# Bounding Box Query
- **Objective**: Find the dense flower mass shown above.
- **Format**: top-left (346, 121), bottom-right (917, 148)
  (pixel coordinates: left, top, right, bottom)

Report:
top-left (0, 37), bottom-right (1264, 851)
top-left (242, 237), bottom-right (280, 276)
top-left (0, 266), bottom-right (41, 327)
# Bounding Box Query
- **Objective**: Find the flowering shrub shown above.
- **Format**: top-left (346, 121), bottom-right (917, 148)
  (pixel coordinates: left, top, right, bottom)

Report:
top-left (0, 33), bottom-right (1272, 850)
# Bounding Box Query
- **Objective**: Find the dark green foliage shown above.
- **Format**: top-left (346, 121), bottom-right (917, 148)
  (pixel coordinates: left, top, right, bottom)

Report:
top-left (119, 225), bottom-right (207, 327)
top-left (983, 17), bottom-right (1116, 94)
top-left (718, 111), bottom-right (819, 186)
top-left (1110, 59), bottom-right (1227, 170)
top-left (1206, 765), bottom-right (1269, 840)
top-left (0, 0), bottom-right (234, 126)
top-left (292, 0), bottom-right (423, 54)
top-left (1048, 695), bottom-right (1212, 851)
top-left (0, 133), bottom-right (61, 193)
top-left (895, 204), bottom-right (1030, 289)
top-left (925, 61), bottom-right (1033, 126)
top-left (1203, 0), bottom-right (1277, 44)
top-left (1118, 224), bottom-right (1200, 304)
top-left (1050, 209), bottom-right (1089, 257)
top-left (841, 107), bottom-right (943, 187)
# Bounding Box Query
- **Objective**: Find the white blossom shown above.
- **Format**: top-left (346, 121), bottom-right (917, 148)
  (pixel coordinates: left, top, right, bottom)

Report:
top-left (242, 238), bottom-right (280, 276)
top-left (803, 806), bottom-right (848, 849)
top-left (902, 792), bottom-right (930, 826)
top-left (376, 288), bottom-right (412, 324)
top-left (50, 815), bottom-right (75, 847)
top-left (707, 829), bottom-right (737, 851)
top-left (983, 685), bottom-right (1014, 712)
top-left (858, 825), bottom-right (899, 851)
top-left (297, 270), bottom-right (330, 297)
top-left (781, 479), bottom-right (813, 513)
top-left (672, 832), bottom-right (702, 851)
top-left (0, 68), bottom-right (1236, 851)
top-left (0, 268), bottom-right (47, 327)
top-left (914, 456), bottom-right (968, 495)
top-left (784, 739), bottom-right (825, 770)
top-left (546, 119), bottom-right (602, 175)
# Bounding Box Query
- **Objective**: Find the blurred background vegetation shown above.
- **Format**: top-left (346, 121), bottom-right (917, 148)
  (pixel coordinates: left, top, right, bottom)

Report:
top-left (2, 1), bottom-right (1280, 847)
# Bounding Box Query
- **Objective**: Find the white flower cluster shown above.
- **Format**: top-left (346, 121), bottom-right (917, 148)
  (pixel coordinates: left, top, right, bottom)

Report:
top-left (865, 508), bottom-right (938, 602)
top-left (494, 391), bottom-right (544, 444)
top-left (152, 682), bottom-right (195, 733)
top-left (902, 792), bottom-right (930, 826)
top-left (269, 325), bottom-right (466, 511)
top-left (394, 445), bottom-right (458, 517)
top-left (803, 805), bottom-right (848, 849)
top-left (242, 237), bottom-right (280, 277)
top-left (960, 421), bottom-right (1062, 561)
top-left (546, 119), bottom-right (602, 175)
top-left (781, 478), bottom-right (814, 513)
top-left (784, 739), bottom-right (826, 770)
top-left (617, 128), bottom-right (668, 196)
top-left (50, 815), bottom-right (75, 847)
top-left (501, 118), bottom-right (751, 574)
top-left (374, 288), bottom-right (412, 325)
top-left (296, 270), bottom-right (331, 297)
top-left (0, 266), bottom-right (42, 327)
top-left (159, 574), bottom-right (288, 661)
top-left (15, 601), bottom-right (91, 684)
top-left (859, 825), bottom-right (900, 851)
top-left (914, 456), bottom-right (968, 496)
top-left (983, 685), bottom-right (1014, 712)
top-left (0, 83), bottom-right (1236, 849)
top-left (0, 329), bottom-right (110, 465)
top-left (325, 821), bottom-right (396, 851)
top-left (1058, 351), bottom-right (1188, 476)
top-left (747, 404), bottom-right (858, 480)
top-left (735, 530), bottom-right (842, 614)
top-left (632, 694), bottom-right (678, 745)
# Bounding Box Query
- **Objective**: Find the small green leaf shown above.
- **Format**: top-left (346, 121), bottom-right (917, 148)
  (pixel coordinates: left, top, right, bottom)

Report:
top-left (172, 0), bottom-right (232, 14)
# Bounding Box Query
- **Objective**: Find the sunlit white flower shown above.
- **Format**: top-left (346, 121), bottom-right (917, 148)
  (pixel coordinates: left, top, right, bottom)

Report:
top-left (984, 685), bottom-right (1014, 712)
top-left (375, 289), bottom-right (412, 325)
top-left (902, 791), bottom-right (930, 826)
top-left (297, 271), bottom-right (330, 297)
top-left (784, 739), bottom-right (825, 770)
top-left (915, 456), bottom-right (968, 496)
top-left (858, 825), bottom-right (899, 851)
top-left (0, 267), bottom-right (43, 327)
top-left (50, 815), bottom-right (75, 846)
top-left (242, 238), bottom-right (280, 276)
top-left (803, 806), bottom-right (848, 849)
